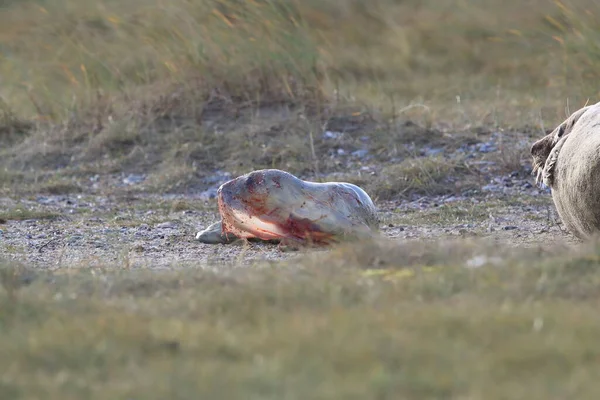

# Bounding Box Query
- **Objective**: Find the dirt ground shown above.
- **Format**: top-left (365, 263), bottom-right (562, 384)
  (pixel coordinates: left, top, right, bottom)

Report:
top-left (0, 159), bottom-right (576, 270)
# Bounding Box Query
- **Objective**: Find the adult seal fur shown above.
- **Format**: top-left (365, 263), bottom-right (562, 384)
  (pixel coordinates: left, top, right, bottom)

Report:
top-left (196, 169), bottom-right (379, 246)
top-left (530, 101), bottom-right (600, 239)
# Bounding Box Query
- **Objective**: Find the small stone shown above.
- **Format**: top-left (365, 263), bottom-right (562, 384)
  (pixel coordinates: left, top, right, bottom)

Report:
top-left (503, 226), bottom-right (518, 230)
top-left (477, 142), bottom-right (497, 153)
top-left (67, 235), bottom-right (83, 245)
top-left (351, 149), bottom-right (369, 158)
top-left (203, 171), bottom-right (232, 184)
top-left (156, 221), bottom-right (177, 229)
top-left (36, 196), bottom-right (56, 205)
top-left (323, 131), bottom-right (342, 139)
top-left (123, 174), bottom-right (146, 185)
top-left (424, 147), bottom-right (444, 156)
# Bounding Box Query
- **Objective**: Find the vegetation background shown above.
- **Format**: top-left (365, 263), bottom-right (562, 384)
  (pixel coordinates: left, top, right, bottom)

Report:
top-left (2, 0), bottom-right (600, 398)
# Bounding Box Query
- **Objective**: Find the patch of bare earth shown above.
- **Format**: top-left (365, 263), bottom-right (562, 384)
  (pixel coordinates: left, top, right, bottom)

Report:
top-left (0, 105), bottom-right (576, 269)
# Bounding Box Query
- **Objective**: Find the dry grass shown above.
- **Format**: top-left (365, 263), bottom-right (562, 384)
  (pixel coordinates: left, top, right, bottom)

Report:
top-left (0, 0), bottom-right (324, 119)
top-left (2, 0), bottom-right (598, 120)
top-left (3, 1), bottom-right (600, 397)
top-left (1, 0), bottom-right (600, 190)
top-left (0, 206), bottom-right (62, 223)
top-left (3, 239), bottom-right (600, 398)
top-left (373, 156), bottom-right (477, 200)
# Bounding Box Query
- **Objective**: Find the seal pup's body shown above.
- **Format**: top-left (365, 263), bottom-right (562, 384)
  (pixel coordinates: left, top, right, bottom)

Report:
top-left (196, 169), bottom-right (379, 246)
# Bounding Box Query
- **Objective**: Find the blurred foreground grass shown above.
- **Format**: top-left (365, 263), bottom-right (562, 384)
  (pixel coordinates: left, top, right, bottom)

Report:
top-left (3, 238), bottom-right (600, 399)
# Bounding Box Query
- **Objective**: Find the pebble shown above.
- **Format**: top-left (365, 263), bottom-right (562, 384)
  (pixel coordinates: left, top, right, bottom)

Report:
top-left (123, 174), bottom-right (146, 185)
top-left (156, 221), bottom-right (177, 229)
top-left (37, 196), bottom-right (58, 205)
top-left (503, 226), bottom-right (518, 230)
top-left (351, 149), bottom-right (369, 158)
top-left (423, 147), bottom-right (444, 156)
top-left (199, 188), bottom-right (218, 200)
top-left (323, 131), bottom-right (343, 139)
top-left (476, 142), bottom-right (497, 153)
top-left (203, 171), bottom-right (232, 184)
top-left (67, 235), bottom-right (84, 245)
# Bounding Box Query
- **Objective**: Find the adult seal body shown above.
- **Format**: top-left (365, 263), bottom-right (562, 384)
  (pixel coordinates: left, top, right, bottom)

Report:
top-left (196, 169), bottom-right (379, 246)
top-left (530, 101), bottom-right (600, 239)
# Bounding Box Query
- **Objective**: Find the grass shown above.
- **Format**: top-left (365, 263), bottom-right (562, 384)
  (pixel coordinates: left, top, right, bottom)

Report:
top-left (0, 206), bottom-right (61, 223)
top-left (1, 0), bottom-right (600, 192)
top-left (3, 238), bottom-right (600, 399)
top-left (386, 201), bottom-right (494, 227)
top-left (0, 0), bottom-right (597, 121)
top-left (2, 0), bottom-right (600, 397)
top-left (373, 156), bottom-right (478, 200)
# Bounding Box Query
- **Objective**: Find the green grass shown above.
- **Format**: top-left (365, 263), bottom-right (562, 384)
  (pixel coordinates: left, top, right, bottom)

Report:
top-left (3, 239), bottom-right (600, 399)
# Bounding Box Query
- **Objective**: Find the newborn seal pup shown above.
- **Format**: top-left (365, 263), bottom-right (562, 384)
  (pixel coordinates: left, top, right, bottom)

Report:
top-left (530, 101), bottom-right (600, 239)
top-left (196, 169), bottom-right (379, 246)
